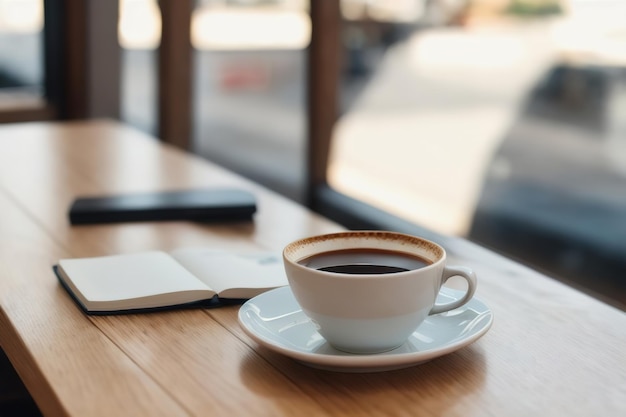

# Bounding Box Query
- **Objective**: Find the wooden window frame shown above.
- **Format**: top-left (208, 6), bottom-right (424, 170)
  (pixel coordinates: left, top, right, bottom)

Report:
top-left (158, 0), bottom-right (193, 150)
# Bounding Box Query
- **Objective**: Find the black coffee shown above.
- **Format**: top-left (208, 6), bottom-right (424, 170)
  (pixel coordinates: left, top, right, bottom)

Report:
top-left (318, 264), bottom-right (409, 274)
top-left (298, 248), bottom-right (432, 275)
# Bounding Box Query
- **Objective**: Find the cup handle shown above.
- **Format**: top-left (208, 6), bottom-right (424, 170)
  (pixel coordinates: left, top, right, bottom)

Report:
top-left (429, 266), bottom-right (477, 315)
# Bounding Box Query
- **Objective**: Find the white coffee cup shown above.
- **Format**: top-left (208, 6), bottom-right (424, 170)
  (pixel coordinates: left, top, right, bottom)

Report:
top-left (282, 231), bottom-right (477, 354)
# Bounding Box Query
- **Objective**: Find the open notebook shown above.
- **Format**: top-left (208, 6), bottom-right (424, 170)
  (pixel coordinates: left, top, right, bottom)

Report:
top-left (54, 248), bottom-right (287, 314)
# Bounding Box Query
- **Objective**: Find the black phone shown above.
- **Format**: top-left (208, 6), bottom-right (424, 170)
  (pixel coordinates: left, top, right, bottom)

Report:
top-left (69, 188), bottom-right (257, 225)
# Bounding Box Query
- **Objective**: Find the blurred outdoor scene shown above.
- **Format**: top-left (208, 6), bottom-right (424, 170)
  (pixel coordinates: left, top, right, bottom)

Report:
top-left (1, 0), bottom-right (625, 306)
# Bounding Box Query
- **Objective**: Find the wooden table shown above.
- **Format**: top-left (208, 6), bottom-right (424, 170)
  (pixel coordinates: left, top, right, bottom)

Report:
top-left (0, 120), bottom-right (624, 417)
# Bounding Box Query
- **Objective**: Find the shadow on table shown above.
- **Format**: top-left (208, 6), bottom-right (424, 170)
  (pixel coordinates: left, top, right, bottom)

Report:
top-left (0, 349), bottom-right (42, 417)
top-left (239, 343), bottom-right (487, 414)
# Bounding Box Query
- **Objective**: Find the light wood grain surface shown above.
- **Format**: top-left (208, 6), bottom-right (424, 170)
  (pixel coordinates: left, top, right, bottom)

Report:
top-left (0, 120), bottom-right (624, 417)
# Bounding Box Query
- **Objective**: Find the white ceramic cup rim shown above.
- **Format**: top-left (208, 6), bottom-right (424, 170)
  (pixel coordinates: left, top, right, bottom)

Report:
top-left (283, 231), bottom-right (445, 275)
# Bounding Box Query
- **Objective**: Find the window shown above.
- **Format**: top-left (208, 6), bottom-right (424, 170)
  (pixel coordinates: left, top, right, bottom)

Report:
top-left (314, 0), bottom-right (626, 307)
top-left (118, 0), bottom-right (311, 202)
top-left (191, 0), bottom-right (311, 202)
top-left (119, 0), bottom-right (160, 135)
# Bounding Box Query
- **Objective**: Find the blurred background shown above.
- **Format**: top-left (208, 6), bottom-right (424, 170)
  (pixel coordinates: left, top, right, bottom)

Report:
top-left (1, 0), bottom-right (625, 308)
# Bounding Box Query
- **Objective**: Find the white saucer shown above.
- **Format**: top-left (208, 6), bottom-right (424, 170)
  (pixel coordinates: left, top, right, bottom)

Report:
top-left (238, 286), bottom-right (493, 372)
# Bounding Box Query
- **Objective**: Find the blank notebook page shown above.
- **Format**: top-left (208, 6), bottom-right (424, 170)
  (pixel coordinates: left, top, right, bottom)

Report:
top-left (58, 251), bottom-right (209, 302)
